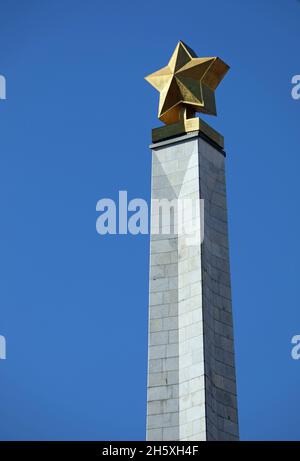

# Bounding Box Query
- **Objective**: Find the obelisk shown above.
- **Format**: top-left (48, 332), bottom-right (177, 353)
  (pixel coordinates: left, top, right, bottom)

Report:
top-left (145, 41), bottom-right (239, 441)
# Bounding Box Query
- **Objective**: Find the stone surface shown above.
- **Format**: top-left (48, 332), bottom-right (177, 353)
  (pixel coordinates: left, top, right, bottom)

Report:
top-left (146, 132), bottom-right (239, 441)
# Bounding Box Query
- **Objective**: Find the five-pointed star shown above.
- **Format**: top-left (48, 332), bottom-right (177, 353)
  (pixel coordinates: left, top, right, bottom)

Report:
top-left (145, 41), bottom-right (229, 125)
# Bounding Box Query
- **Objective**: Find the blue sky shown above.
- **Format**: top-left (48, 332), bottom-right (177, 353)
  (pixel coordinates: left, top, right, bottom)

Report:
top-left (0, 0), bottom-right (299, 440)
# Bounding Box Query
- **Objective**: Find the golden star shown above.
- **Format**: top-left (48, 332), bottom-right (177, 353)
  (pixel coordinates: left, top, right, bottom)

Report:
top-left (145, 41), bottom-right (229, 125)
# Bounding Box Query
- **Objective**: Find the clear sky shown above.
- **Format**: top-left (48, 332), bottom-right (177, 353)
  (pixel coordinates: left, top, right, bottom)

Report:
top-left (0, 0), bottom-right (299, 441)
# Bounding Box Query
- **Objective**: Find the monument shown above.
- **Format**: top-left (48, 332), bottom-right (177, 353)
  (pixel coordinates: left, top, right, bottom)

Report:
top-left (145, 41), bottom-right (239, 441)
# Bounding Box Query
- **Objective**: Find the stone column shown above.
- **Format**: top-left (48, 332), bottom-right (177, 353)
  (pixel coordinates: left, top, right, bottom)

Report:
top-left (146, 130), bottom-right (239, 441)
